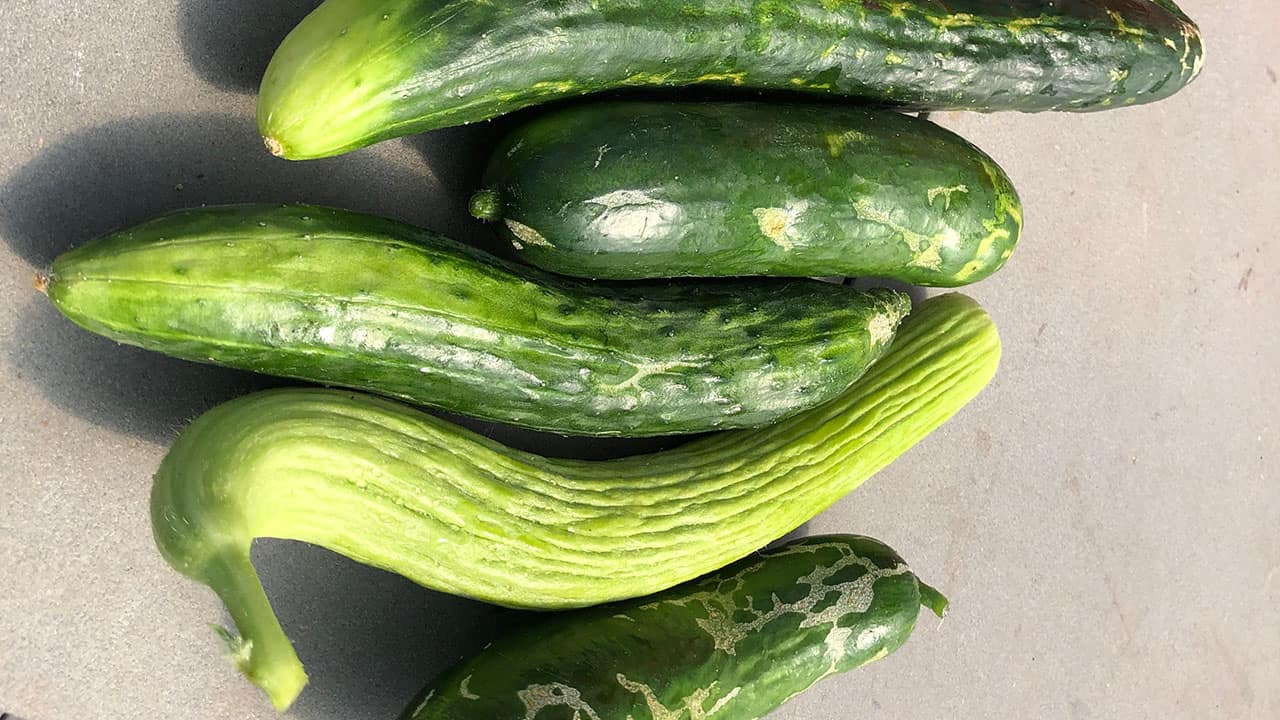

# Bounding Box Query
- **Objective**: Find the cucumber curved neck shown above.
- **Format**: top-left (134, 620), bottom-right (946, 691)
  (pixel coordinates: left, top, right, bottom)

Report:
top-left (202, 547), bottom-right (308, 710)
top-left (151, 294), bottom-right (999, 707)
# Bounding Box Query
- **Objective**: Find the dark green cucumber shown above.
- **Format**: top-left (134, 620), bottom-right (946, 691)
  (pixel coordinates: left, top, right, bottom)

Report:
top-left (43, 204), bottom-right (910, 437)
top-left (471, 101), bottom-right (1022, 285)
top-left (403, 534), bottom-right (946, 720)
top-left (258, 0), bottom-right (1204, 159)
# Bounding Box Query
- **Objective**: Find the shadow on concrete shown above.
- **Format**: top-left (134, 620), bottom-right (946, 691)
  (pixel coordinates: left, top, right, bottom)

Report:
top-left (248, 515), bottom-right (809, 718)
top-left (7, 295), bottom-right (280, 445)
top-left (0, 111), bottom-right (487, 443)
top-left (177, 0), bottom-right (321, 93)
top-left (0, 111), bottom-right (462, 268)
top-left (251, 540), bottom-right (527, 720)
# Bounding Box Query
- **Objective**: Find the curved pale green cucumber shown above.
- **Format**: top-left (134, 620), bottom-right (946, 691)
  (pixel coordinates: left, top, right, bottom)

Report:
top-left (472, 101), bottom-right (1022, 285)
top-left (257, 0), bottom-right (1204, 159)
top-left (43, 204), bottom-right (909, 437)
top-left (151, 293), bottom-right (999, 709)
top-left (403, 534), bottom-right (946, 720)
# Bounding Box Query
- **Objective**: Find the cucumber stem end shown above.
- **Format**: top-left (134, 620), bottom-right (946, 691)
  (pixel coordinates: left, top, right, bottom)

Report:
top-left (917, 578), bottom-right (949, 619)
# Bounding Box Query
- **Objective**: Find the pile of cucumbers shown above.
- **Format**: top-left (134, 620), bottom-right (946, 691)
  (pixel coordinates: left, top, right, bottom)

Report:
top-left (41, 0), bottom-right (1202, 716)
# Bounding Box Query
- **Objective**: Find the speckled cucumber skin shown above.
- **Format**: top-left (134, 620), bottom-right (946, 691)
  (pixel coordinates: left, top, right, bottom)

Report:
top-left (258, 0), bottom-right (1204, 159)
top-left (473, 101), bottom-right (1021, 285)
top-left (403, 535), bottom-right (947, 720)
top-left (44, 204), bottom-right (910, 437)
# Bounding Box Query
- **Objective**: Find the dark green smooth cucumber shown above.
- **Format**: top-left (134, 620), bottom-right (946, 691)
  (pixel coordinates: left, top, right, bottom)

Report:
top-left (471, 101), bottom-right (1021, 285)
top-left (403, 534), bottom-right (947, 720)
top-left (43, 204), bottom-right (911, 437)
top-left (258, 0), bottom-right (1204, 159)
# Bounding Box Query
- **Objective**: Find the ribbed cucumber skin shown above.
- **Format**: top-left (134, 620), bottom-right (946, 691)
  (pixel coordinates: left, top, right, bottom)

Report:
top-left (45, 204), bottom-right (909, 437)
top-left (258, 0), bottom-right (1204, 158)
top-left (150, 292), bottom-right (998, 709)
top-left (476, 101), bottom-right (1021, 285)
top-left (403, 535), bottom-right (944, 720)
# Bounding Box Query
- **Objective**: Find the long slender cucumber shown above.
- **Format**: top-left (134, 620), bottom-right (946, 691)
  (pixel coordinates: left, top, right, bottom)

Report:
top-left (150, 293), bottom-right (1000, 709)
top-left (258, 0), bottom-right (1204, 158)
top-left (43, 204), bottom-right (910, 436)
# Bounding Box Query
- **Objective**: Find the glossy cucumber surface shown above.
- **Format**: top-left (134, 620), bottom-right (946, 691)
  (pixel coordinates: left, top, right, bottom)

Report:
top-left (45, 204), bottom-right (909, 436)
top-left (259, 0), bottom-right (1204, 158)
top-left (404, 534), bottom-right (947, 720)
top-left (473, 101), bottom-right (1021, 285)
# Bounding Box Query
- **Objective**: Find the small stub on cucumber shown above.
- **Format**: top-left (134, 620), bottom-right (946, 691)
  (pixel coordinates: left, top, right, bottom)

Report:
top-left (263, 136), bottom-right (285, 157)
top-left (33, 272), bottom-right (50, 295)
top-left (917, 580), bottom-right (950, 619)
top-left (469, 190), bottom-right (501, 221)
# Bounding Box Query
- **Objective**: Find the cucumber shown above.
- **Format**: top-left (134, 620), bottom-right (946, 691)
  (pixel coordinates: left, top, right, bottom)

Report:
top-left (403, 534), bottom-right (947, 720)
top-left (258, 0), bottom-right (1204, 159)
top-left (470, 101), bottom-right (1022, 285)
top-left (42, 204), bottom-right (909, 437)
top-left (150, 293), bottom-right (999, 709)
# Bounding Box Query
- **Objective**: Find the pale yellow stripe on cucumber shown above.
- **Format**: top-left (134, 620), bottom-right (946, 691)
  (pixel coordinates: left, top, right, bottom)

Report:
top-left (1107, 10), bottom-right (1147, 49)
top-left (926, 13), bottom-right (976, 32)
top-left (1005, 16), bottom-right (1047, 36)
top-left (695, 72), bottom-right (747, 85)
top-left (825, 129), bottom-right (870, 158)
top-left (1183, 24), bottom-right (1205, 81)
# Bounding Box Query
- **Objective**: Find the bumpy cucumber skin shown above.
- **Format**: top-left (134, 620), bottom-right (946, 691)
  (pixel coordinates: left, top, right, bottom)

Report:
top-left (403, 535), bottom-right (943, 720)
top-left (46, 204), bottom-right (909, 437)
top-left (150, 292), bottom-right (997, 709)
top-left (478, 101), bottom-right (1021, 285)
top-left (258, 0), bottom-right (1204, 159)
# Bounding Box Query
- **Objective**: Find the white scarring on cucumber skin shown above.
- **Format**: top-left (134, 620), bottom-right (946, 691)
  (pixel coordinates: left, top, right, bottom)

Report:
top-left (585, 189), bottom-right (683, 241)
top-left (518, 683), bottom-right (601, 720)
top-left (509, 539), bottom-right (914, 719)
top-left (517, 677), bottom-right (742, 720)
top-left (505, 219), bottom-right (553, 249)
top-left (752, 201), bottom-right (810, 249)
top-left (656, 540), bottom-right (909, 659)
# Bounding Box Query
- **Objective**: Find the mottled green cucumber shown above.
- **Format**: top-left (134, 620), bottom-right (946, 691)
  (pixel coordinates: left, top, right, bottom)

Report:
top-left (258, 0), bottom-right (1204, 159)
top-left (404, 534), bottom-right (947, 720)
top-left (151, 293), bottom-right (999, 709)
top-left (471, 101), bottom-right (1021, 285)
top-left (42, 204), bottom-right (909, 437)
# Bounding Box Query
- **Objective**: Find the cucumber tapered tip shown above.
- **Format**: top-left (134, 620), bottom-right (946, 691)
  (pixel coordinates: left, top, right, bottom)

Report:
top-left (469, 190), bottom-right (501, 221)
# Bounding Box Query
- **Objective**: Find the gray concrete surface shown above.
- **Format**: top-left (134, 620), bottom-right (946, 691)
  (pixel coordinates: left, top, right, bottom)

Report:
top-left (1, 1), bottom-right (1275, 718)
